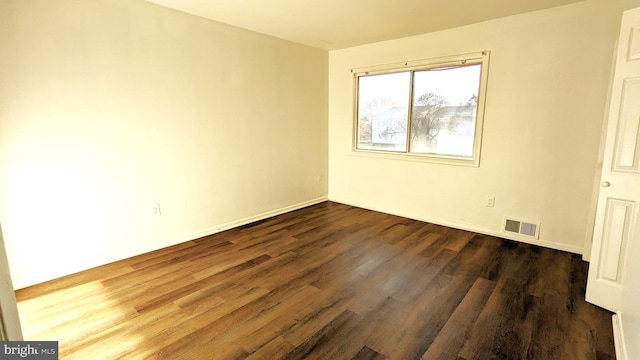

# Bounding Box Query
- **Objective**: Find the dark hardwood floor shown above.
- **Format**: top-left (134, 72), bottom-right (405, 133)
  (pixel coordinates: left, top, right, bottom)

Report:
top-left (16, 201), bottom-right (614, 359)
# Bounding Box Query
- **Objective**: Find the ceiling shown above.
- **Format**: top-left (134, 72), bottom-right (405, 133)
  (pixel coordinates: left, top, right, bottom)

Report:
top-left (145, 0), bottom-right (586, 50)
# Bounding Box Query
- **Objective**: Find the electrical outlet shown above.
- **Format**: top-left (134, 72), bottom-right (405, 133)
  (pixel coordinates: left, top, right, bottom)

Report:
top-left (152, 204), bottom-right (162, 216)
top-left (486, 197), bottom-right (495, 207)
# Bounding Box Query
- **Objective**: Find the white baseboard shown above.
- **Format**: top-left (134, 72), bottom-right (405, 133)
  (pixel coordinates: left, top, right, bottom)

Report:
top-left (329, 198), bottom-right (583, 254)
top-left (14, 197), bottom-right (328, 289)
top-left (183, 196), bottom-right (328, 241)
top-left (613, 313), bottom-right (627, 360)
top-left (138, 197), bottom-right (329, 256)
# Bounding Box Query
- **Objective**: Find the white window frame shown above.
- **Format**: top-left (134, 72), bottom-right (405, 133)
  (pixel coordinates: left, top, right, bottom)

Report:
top-left (352, 51), bottom-right (490, 167)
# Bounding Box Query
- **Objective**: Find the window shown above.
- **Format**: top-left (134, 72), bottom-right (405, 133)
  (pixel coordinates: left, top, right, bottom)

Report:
top-left (354, 51), bottom-right (490, 166)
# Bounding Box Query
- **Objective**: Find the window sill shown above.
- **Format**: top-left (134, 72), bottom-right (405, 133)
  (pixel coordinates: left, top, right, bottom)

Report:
top-left (349, 148), bottom-right (480, 167)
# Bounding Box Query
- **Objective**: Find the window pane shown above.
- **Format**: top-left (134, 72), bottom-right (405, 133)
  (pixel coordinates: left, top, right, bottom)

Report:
top-left (410, 64), bottom-right (481, 157)
top-left (357, 72), bottom-right (410, 152)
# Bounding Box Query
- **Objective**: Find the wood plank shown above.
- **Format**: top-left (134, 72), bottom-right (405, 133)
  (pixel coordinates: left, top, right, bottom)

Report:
top-left (421, 277), bottom-right (496, 359)
top-left (14, 201), bottom-right (614, 359)
top-left (352, 346), bottom-right (387, 360)
top-left (246, 336), bottom-right (295, 360)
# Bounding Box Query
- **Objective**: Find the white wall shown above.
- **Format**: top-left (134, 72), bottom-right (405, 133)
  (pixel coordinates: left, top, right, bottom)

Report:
top-left (0, 0), bottom-right (328, 289)
top-left (328, 0), bottom-right (640, 253)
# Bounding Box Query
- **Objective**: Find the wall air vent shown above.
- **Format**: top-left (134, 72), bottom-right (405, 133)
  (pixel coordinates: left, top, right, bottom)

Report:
top-left (503, 217), bottom-right (540, 239)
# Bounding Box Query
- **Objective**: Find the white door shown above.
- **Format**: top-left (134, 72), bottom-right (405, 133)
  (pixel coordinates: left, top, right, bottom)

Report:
top-left (586, 7), bottom-right (640, 312)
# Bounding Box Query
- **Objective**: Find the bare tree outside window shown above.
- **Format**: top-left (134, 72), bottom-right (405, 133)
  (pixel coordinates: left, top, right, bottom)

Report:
top-left (411, 92), bottom-right (449, 142)
top-left (410, 65), bottom-right (481, 156)
top-left (354, 52), bottom-right (489, 165)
